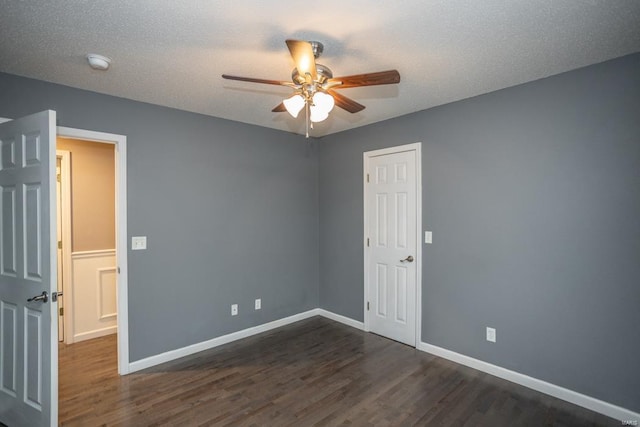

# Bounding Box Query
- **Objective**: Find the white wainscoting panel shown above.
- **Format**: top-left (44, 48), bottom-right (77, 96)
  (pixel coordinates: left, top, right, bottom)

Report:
top-left (97, 267), bottom-right (117, 320)
top-left (71, 250), bottom-right (116, 342)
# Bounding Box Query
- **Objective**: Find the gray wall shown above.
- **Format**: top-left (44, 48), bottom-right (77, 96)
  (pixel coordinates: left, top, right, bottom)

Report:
top-left (1, 52), bottom-right (638, 413)
top-left (318, 52), bottom-right (640, 412)
top-left (0, 73), bottom-right (320, 361)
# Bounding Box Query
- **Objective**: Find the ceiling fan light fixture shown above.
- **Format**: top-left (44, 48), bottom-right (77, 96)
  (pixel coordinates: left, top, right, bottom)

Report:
top-left (283, 94), bottom-right (305, 118)
top-left (312, 91), bottom-right (335, 114)
top-left (310, 104), bottom-right (329, 123)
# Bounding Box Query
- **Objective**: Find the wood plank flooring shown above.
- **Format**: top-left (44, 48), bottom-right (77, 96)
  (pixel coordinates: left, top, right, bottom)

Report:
top-left (59, 317), bottom-right (619, 426)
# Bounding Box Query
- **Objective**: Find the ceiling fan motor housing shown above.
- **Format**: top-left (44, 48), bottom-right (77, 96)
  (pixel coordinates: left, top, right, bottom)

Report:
top-left (292, 64), bottom-right (333, 85)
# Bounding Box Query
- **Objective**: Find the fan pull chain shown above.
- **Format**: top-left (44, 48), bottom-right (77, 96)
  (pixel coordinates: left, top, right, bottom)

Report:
top-left (304, 102), bottom-right (313, 138)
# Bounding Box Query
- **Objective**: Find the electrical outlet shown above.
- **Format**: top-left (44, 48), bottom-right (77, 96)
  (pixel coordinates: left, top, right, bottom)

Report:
top-left (255, 299), bottom-right (261, 310)
top-left (486, 327), bottom-right (496, 343)
top-left (231, 304), bottom-right (238, 316)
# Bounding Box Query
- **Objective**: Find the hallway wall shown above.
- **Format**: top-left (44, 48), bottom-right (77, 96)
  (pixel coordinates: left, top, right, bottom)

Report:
top-left (57, 137), bottom-right (115, 252)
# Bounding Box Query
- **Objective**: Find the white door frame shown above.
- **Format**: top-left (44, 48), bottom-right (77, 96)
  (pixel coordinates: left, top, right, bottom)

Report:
top-left (56, 150), bottom-right (71, 343)
top-left (363, 142), bottom-right (422, 347)
top-left (56, 126), bottom-right (130, 375)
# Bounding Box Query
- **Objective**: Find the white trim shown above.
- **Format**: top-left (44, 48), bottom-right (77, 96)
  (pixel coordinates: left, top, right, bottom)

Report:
top-left (415, 145), bottom-right (423, 348)
top-left (129, 309), bottom-right (362, 372)
top-left (71, 249), bottom-right (116, 259)
top-left (0, 117), bottom-right (11, 124)
top-left (317, 309), bottom-right (364, 330)
top-left (56, 126), bottom-right (129, 375)
top-left (129, 309), bottom-right (322, 373)
top-left (73, 326), bottom-right (117, 342)
top-left (418, 341), bottom-right (640, 422)
top-left (121, 303), bottom-right (640, 422)
top-left (56, 150), bottom-right (72, 345)
top-left (47, 111), bottom-right (58, 427)
top-left (362, 142), bottom-right (422, 347)
top-left (363, 154), bottom-right (369, 333)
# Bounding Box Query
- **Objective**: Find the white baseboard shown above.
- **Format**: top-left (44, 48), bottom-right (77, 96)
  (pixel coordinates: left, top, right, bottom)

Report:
top-left (418, 342), bottom-right (639, 422)
top-left (74, 325), bottom-right (117, 342)
top-left (124, 306), bottom-right (638, 422)
top-left (128, 309), bottom-right (321, 373)
top-left (317, 309), bottom-right (364, 330)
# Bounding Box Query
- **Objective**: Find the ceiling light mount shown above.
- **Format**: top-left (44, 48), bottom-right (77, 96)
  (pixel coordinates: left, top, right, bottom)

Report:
top-left (86, 53), bottom-right (111, 71)
top-left (309, 41), bottom-right (324, 59)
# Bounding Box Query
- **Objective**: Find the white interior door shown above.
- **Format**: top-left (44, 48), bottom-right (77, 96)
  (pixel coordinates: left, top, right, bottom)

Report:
top-left (0, 111), bottom-right (57, 427)
top-left (365, 147), bottom-right (418, 346)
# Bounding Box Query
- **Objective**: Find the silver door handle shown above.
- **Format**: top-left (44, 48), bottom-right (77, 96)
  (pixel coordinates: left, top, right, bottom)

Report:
top-left (400, 255), bottom-right (414, 263)
top-left (27, 291), bottom-right (48, 303)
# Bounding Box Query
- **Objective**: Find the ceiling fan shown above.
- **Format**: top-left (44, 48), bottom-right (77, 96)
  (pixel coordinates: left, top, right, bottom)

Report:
top-left (222, 39), bottom-right (400, 137)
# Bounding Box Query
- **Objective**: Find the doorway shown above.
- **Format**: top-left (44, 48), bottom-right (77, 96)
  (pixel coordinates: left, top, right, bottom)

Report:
top-left (56, 126), bottom-right (129, 375)
top-left (55, 140), bottom-right (117, 345)
top-left (56, 151), bottom-right (70, 342)
top-left (363, 143), bottom-right (422, 347)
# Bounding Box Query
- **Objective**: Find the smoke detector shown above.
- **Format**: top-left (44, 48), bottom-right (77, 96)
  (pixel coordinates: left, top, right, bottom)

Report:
top-left (86, 54), bottom-right (111, 70)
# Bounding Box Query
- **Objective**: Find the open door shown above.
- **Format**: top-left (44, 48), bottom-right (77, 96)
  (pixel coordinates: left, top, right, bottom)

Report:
top-left (0, 111), bottom-right (57, 426)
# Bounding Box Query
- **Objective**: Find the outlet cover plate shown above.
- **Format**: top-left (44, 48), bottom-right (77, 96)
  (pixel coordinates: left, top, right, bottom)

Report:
top-left (486, 327), bottom-right (496, 343)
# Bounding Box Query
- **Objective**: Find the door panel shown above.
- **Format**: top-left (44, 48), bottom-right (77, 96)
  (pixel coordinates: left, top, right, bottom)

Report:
top-left (376, 263), bottom-right (387, 317)
top-left (366, 149), bottom-right (417, 346)
top-left (1, 301), bottom-right (17, 396)
top-left (1, 187), bottom-right (17, 276)
top-left (0, 111), bottom-right (56, 427)
top-left (395, 266), bottom-right (407, 323)
top-left (24, 183), bottom-right (43, 281)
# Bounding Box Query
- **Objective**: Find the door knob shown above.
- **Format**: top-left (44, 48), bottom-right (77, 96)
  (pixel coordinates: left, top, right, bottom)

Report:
top-left (400, 255), bottom-right (414, 263)
top-left (27, 291), bottom-right (48, 303)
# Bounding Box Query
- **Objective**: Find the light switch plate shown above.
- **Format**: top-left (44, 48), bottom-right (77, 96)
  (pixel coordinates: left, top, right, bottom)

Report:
top-left (231, 304), bottom-right (238, 316)
top-left (255, 299), bottom-right (261, 310)
top-left (131, 236), bottom-right (147, 250)
top-left (425, 231), bottom-right (432, 244)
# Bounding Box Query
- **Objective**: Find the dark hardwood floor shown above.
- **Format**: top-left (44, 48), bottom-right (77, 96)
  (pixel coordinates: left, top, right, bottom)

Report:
top-left (59, 317), bottom-right (618, 426)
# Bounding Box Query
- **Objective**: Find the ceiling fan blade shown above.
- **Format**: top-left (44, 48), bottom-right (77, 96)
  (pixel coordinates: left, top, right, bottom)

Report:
top-left (328, 90), bottom-right (366, 113)
top-left (272, 102), bottom-right (287, 112)
top-left (328, 70), bottom-right (400, 89)
top-left (222, 74), bottom-right (294, 87)
top-left (285, 40), bottom-right (317, 81)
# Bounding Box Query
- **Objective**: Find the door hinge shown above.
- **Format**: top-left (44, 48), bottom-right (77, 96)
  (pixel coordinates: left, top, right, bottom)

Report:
top-left (58, 241), bottom-right (62, 249)
top-left (366, 173), bottom-right (370, 183)
top-left (366, 238), bottom-right (370, 247)
top-left (59, 307), bottom-right (64, 316)
top-left (367, 301), bottom-right (370, 311)
top-left (117, 266), bottom-right (120, 274)
top-left (57, 174), bottom-right (61, 182)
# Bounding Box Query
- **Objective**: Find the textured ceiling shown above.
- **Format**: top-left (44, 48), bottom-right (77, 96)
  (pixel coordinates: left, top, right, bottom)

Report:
top-left (1, 1), bottom-right (639, 137)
